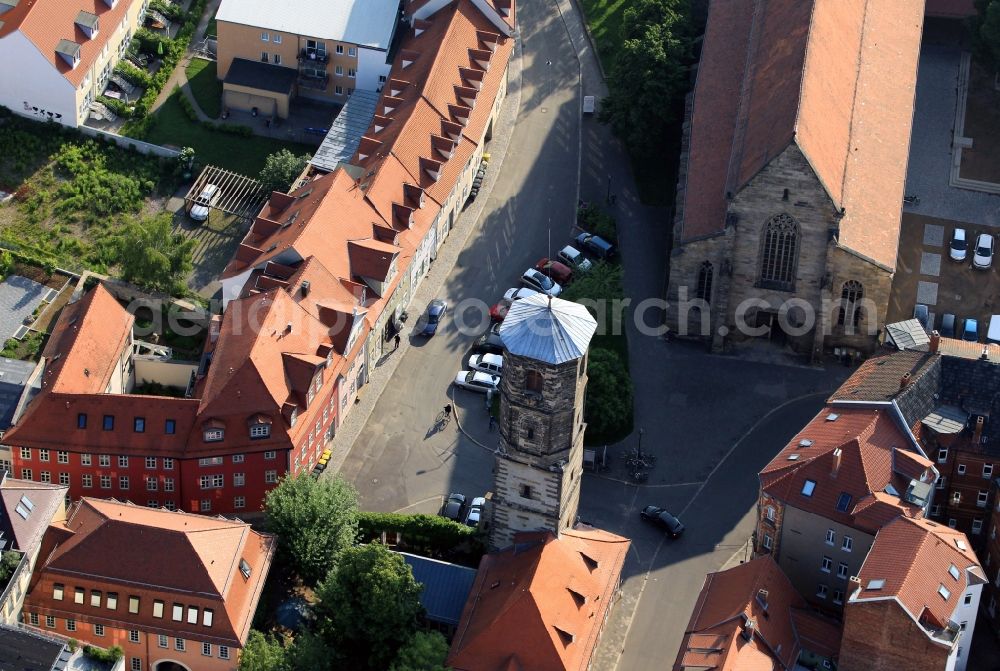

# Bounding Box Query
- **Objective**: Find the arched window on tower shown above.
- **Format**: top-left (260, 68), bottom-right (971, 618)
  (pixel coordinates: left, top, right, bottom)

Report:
top-left (837, 280), bottom-right (864, 328)
top-left (758, 214), bottom-right (799, 291)
top-left (525, 370), bottom-right (543, 393)
top-left (696, 261), bottom-right (714, 304)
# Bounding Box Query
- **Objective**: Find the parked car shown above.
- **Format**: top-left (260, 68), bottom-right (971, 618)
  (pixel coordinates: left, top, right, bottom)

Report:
top-left (973, 233), bottom-right (994, 269)
top-left (454, 370), bottom-right (501, 394)
top-left (963, 317), bottom-right (979, 342)
top-left (490, 288), bottom-right (539, 321)
top-left (442, 493), bottom-right (466, 521)
top-left (468, 353), bottom-right (503, 376)
top-left (474, 323), bottom-right (504, 354)
top-left (988, 315), bottom-right (1000, 345)
top-left (950, 228), bottom-right (968, 262)
top-left (465, 496), bottom-right (486, 528)
top-left (535, 258), bottom-right (573, 285)
top-left (521, 268), bottom-right (562, 296)
top-left (558, 245), bottom-right (593, 273)
top-left (913, 304), bottom-right (930, 330)
top-left (575, 232), bottom-right (615, 259)
top-left (940, 313), bottom-right (956, 339)
top-left (189, 184), bottom-right (221, 222)
top-left (418, 299), bottom-right (448, 336)
top-left (639, 505), bottom-right (685, 538)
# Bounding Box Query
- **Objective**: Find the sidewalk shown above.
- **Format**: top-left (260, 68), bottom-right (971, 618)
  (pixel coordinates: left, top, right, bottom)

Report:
top-left (148, 0), bottom-right (221, 119)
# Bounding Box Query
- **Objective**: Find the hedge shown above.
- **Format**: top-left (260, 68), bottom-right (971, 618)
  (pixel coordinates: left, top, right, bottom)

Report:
top-left (83, 645), bottom-right (123, 663)
top-left (97, 95), bottom-right (133, 119)
top-left (357, 512), bottom-right (483, 557)
top-left (114, 60), bottom-right (153, 88)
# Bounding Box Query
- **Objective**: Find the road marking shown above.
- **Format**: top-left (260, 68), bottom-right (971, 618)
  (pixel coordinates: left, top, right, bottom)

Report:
top-left (393, 495), bottom-right (443, 515)
top-left (610, 390), bottom-right (831, 671)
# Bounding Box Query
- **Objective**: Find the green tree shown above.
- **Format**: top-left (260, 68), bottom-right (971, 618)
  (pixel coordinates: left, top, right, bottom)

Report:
top-left (975, 0), bottom-right (1000, 69)
top-left (263, 474), bottom-right (359, 583)
top-left (238, 631), bottom-right (288, 671)
top-left (0, 551), bottom-right (23, 584)
top-left (112, 212), bottom-right (194, 294)
top-left (562, 261), bottom-right (623, 304)
top-left (286, 632), bottom-right (333, 671)
top-left (258, 149), bottom-right (312, 194)
top-left (584, 348), bottom-right (633, 439)
top-left (389, 631), bottom-right (450, 671)
top-left (315, 543), bottom-right (424, 670)
top-left (600, 0), bottom-right (691, 159)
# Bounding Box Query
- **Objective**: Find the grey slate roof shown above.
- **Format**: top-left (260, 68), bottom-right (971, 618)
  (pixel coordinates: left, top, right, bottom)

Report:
top-left (0, 357), bottom-right (36, 430)
top-left (884, 319), bottom-right (930, 351)
top-left (0, 476), bottom-right (66, 554)
top-left (310, 89), bottom-right (380, 173)
top-left (0, 624), bottom-right (69, 671)
top-left (498, 294), bottom-right (597, 365)
top-left (399, 552), bottom-right (477, 626)
top-left (224, 58), bottom-right (297, 94)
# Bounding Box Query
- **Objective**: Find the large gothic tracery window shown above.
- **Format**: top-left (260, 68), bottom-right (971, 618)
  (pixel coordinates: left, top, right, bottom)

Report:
top-left (837, 280), bottom-right (864, 328)
top-left (696, 261), bottom-right (714, 304)
top-left (758, 214), bottom-right (799, 291)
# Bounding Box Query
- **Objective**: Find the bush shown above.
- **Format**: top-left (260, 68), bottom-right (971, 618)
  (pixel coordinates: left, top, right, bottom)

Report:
top-left (357, 512), bottom-right (483, 557)
top-left (97, 95), bottom-right (133, 119)
top-left (150, 0), bottom-right (185, 21)
top-left (114, 60), bottom-right (153, 88)
top-left (578, 204), bottom-right (617, 242)
top-left (584, 348), bottom-right (633, 440)
top-left (83, 645), bottom-right (124, 663)
top-left (0, 250), bottom-right (13, 276)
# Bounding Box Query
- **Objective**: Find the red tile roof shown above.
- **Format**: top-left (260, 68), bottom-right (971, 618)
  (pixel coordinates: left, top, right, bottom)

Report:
top-left (850, 517), bottom-right (984, 637)
top-left (760, 407), bottom-right (927, 534)
top-left (0, 476), bottom-right (66, 554)
top-left (0, 0), bottom-right (138, 86)
top-left (39, 283), bottom-right (133, 395)
top-left (674, 556), bottom-right (841, 671)
top-left (27, 498), bottom-right (275, 646)
top-left (448, 527), bottom-right (629, 671)
top-left (678, 0), bottom-right (924, 269)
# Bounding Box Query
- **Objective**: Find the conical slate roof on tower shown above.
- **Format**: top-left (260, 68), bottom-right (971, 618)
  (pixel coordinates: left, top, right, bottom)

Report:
top-left (498, 294), bottom-right (597, 365)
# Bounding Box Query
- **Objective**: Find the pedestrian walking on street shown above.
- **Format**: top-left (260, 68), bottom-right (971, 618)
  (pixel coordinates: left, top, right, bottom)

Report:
top-left (489, 415), bottom-right (497, 432)
top-left (394, 334), bottom-right (401, 350)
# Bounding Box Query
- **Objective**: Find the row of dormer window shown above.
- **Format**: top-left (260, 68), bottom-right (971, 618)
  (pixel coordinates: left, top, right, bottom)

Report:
top-left (72, 412), bottom-right (274, 441)
top-left (52, 586), bottom-right (215, 628)
top-left (19, 450), bottom-right (277, 466)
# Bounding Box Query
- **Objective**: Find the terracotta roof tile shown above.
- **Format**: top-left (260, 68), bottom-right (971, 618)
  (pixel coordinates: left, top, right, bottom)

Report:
top-left (448, 527), bottom-right (629, 671)
top-left (27, 498), bottom-right (275, 646)
top-left (828, 350), bottom-right (937, 403)
top-left (851, 517), bottom-right (983, 635)
top-left (679, 0), bottom-right (924, 269)
top-left (1, 0), bottom-right (137, 87)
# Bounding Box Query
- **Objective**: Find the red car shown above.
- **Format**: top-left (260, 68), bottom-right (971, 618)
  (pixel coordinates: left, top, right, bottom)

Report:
top-left (535, 258), bottom-right (573, 284)
top-left (490, 298), bottom-right (512, 322)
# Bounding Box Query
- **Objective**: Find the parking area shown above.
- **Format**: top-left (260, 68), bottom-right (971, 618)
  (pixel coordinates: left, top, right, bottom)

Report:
top-left (888, 212), bottom-right (1000, 340)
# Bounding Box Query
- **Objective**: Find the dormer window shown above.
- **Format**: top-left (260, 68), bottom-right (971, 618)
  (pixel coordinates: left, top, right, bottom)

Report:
top-left (56, 40), bottom-right (82, 69)
top-left (75, 11), bottom-right (99, 39)
top-left (203, 428), bottom-right (224, 442)
top-left (250, 424), bottom-right (270, 439)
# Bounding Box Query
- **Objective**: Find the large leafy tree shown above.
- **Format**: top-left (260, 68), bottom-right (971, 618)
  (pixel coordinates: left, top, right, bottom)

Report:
top-left (112, 212), bottom-right (194, 294)
top-left (600, 0), bottom-right (691, 159)
top-left (583, 348), bottom-right (633, 439)
top-left (389, 631), bottom-right (450, 671)
top-left (314, 543), bottom-right (424, 670)
top-left (238, 631), bottom-right (288, 671)
top-left (258, 149), bottom-right (312, 194)
top-left (263, 474), bottom-right (359, 583)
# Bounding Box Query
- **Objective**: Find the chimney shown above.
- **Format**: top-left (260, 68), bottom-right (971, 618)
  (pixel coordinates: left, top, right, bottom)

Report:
top-left (900, 372), bottom-right (911, 389)
top-left (930, 330), bottom-right (940, 353)
top-left (831, 447), bottom-right (842, 477)
top-left (974, 416), bottom-right (985, 445)
top-left (301, 281), bottom-right (311, 297)
top-left (286, 322), bottom-right (293, 334)
top-left (849, 575), bottom-right (862, 599)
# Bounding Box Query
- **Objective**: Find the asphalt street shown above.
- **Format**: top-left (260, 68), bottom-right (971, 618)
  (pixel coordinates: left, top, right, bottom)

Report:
top-left (334, 0), bottom-right (852, 668)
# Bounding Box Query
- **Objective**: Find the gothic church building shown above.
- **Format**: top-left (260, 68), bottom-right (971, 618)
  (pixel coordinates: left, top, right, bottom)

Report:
top-left (666, 0), bottom-right (924, 357)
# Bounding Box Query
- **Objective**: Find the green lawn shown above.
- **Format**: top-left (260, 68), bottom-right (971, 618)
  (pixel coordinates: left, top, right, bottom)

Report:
top-left (579, 0), bottom-right (628, 70)
top-left (185, 58), bottom-right (222, 118)
top-left (141, 89), bottom-right (313, 175)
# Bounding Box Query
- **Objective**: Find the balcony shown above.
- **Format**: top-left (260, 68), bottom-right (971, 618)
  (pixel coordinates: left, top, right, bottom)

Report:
top-left (298, 73), bottom-right (329, 90)
top-left (299, 48), bottom-right (329, 64)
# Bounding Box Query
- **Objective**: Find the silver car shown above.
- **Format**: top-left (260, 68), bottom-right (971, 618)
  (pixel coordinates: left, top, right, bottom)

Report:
top-left (454, 370), bottom-right (500, 393)
top-left (520, 268), bottom-right (562, 296)
top-left (973, 233), bottom-right (994, 270)
top-left (468, 353), bottom-right (503, 376)
top-left (189, 184), bottom-right (220, 222)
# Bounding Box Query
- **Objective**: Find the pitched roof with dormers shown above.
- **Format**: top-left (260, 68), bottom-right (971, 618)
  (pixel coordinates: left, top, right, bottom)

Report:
top-left (0, 0), bottom-right (138, 87)
top-left (849, 517), bottom-right (984, 641)
top-left (26, 498), bottom-right (275, 646)
top-left (0, 475), bottom-right (66, 555)
top-left (760, 407), bottom-right (929, 534)
top-left (677, 0), bottom-right (924, 269)
top-left (673, 556), bottom-right (842, 671)
top-left (447, 527), bottom-right (629, 671)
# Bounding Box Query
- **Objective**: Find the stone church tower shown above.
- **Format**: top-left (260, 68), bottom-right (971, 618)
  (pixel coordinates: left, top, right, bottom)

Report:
top-left (489, 294), bottom-right (597, 550)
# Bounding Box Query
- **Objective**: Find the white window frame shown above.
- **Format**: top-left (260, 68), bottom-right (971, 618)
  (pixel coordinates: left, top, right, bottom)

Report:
top-left (261, 31), bottom-right (269, 41)
top-left (842, 536), bottom-right (853, 552)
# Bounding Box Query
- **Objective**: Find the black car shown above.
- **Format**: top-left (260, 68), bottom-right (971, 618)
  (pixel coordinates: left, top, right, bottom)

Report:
top-left (473, 323), bottom-right (504, 354)
top-left (441, 493), bottom-right (467, 521)
top-left (640, 505), bottom-right (685, 538)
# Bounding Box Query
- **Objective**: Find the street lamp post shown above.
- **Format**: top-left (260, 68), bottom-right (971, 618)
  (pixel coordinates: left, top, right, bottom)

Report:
top-left (606, 174), bottom-right (612, 203)
top-left (638, 427), bottom-right (644, 459)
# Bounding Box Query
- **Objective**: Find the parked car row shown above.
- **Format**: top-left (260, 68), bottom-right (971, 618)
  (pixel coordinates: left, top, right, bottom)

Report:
top-left (440, 492), bottom-right (487, 528)
top-left (950, 227), bottom-right (994, 270)
top-left (922, 307), bottom-right (988, 343)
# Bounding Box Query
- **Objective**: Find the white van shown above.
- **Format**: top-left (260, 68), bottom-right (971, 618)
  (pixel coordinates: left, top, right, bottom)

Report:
top-left (190, 184), bottom-right (221, 222)
top-left (987, 315), bottom-right (1000, 344)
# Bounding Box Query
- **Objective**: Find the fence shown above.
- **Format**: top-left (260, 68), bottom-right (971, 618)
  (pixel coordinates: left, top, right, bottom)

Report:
top-left (77, 124), bottom-right (181, 158)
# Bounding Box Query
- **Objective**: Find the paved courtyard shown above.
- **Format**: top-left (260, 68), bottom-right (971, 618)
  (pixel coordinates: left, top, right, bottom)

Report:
top-left (903, 44), bottom-right (1000, 225)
